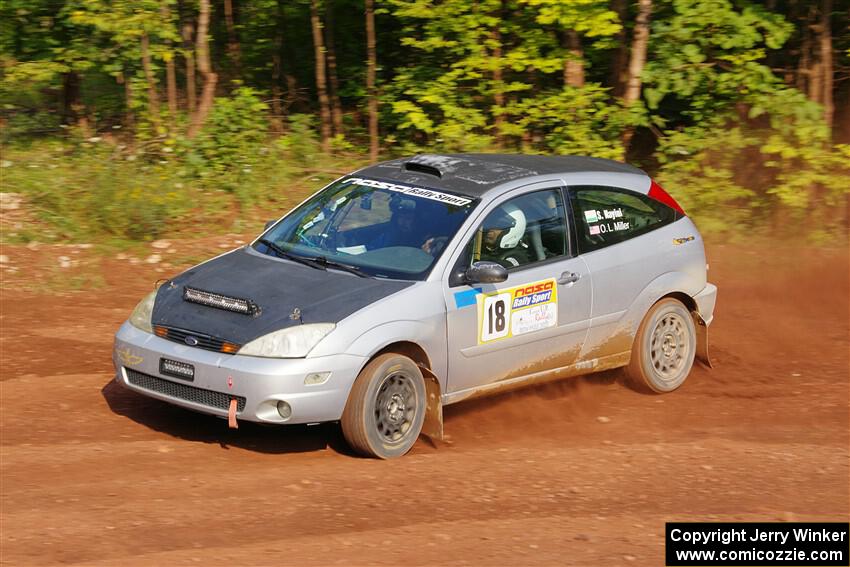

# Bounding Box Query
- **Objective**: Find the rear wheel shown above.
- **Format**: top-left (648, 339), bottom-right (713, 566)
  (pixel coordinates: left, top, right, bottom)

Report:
top-left (341, 353), bottom-right (426, 459)
top-left (625, 298), bottom-right (696, 393)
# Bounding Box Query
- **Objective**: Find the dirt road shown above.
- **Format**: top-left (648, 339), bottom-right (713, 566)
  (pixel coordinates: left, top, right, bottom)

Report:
top-left (1, 241), bottom-right (848, 566)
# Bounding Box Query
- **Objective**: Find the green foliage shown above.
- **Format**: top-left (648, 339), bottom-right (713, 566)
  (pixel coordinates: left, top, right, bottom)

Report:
top-left (500, 84), bottom-right (643, 158)
top-left (643, 0), bottom-right (794, 123)
top-left (656, 87), bottom-right (850, 238)
top-left (189, 86), bottom-right (270, 176)
top-left (274, 114), bottom-right (322, 164)
top-left (1, 0), bottom-right (848, 244)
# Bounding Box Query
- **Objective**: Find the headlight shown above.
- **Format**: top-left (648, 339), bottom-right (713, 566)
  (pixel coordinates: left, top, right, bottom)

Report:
top-left (129, 290), bottom-right (157, 333)
top-left (238, 323), bottom-right (335, 358)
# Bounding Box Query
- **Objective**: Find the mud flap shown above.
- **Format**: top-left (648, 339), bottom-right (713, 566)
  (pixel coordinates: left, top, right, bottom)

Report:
top-left (228, 398), bottom-right (239, 429)
top-left (692, 312), bottom-right (713, 369)
top-left (418, 364), bottom-right (444, 441)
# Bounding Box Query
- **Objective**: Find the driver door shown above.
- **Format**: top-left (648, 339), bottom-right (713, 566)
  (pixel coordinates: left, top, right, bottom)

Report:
top-left (441, 183), bottom-right (592, 396)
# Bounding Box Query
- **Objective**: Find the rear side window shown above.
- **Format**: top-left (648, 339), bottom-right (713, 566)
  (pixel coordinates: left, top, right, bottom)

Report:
top-left (570, 186), bottom-right (677, 253)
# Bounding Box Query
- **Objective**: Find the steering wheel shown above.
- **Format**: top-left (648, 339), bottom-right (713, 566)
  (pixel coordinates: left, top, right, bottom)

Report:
top-left (423, 236), bottom-right (448, 257)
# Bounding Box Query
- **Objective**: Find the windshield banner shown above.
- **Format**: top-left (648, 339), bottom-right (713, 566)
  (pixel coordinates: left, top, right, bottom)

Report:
top-left (347, 177), bottom-right (473, 207)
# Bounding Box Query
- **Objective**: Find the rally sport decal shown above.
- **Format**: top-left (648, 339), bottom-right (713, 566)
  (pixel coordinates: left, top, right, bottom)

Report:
top-left (477, 278), bottom-right (557, 344)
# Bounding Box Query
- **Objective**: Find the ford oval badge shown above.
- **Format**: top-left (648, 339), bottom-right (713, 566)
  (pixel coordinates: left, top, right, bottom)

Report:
top-left (185, 336), bottom-right (199, 347)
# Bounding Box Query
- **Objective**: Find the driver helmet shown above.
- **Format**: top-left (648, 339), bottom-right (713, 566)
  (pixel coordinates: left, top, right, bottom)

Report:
top-left (487, 204), bottom-right (526, 249)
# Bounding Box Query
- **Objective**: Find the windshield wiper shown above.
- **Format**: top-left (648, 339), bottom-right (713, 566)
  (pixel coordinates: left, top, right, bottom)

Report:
top-left (257, 239), bottom-right (327, 271)
top-left (309, 256), bottom-right (371, 278)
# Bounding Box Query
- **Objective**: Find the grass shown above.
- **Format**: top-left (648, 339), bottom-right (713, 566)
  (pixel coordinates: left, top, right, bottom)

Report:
top-left (0, 137), bottom-right (366, 249)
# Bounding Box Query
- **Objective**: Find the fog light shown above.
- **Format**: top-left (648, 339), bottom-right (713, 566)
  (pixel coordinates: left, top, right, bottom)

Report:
top-left (304, 372), bottom-right (331, 386)
top-left (277, 400), bottom-right (292, 420)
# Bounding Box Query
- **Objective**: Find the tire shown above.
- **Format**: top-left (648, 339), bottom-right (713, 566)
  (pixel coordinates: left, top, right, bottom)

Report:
top-left (625, 298), bottom-right (696, 393)
top-left (341, 353), bottom-right (426, 459)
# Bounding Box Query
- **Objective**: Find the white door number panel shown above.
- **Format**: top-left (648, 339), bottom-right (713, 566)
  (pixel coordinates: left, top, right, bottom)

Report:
top-left (477, 278), bottom-right (558, 344)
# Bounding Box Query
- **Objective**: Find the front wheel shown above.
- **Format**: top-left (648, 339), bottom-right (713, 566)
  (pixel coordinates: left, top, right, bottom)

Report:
top-left (341, 353), bottom-right (426, 459)
top-left (625, 298), bottom-right (696, 393)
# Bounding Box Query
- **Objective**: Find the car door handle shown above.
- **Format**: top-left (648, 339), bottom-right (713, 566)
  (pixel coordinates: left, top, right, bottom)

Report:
top-left (558, 271), bottom-right (581, 285)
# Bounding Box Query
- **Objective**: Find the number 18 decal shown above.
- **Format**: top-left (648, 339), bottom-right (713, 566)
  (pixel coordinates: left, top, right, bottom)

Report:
top-left (481, 293), bottom-right (511, 342)
top-left (477, 278), bottom-right (558, 344)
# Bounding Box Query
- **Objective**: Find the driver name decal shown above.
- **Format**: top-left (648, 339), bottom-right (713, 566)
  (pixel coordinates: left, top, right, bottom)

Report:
top-left (477, 278), bottom-right (558, 344)
top-left (584, 207), bottom-right (630, 235)
top-left (347, 177), bottom-right (473, 207)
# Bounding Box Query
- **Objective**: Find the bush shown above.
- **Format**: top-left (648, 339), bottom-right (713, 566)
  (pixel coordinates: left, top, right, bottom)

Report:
top-left (2, 141), bottom-right (191, 242)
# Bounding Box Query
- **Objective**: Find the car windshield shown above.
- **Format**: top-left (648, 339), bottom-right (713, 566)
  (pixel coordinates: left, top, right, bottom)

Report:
top-left (254, 176), bottom-right (477, 280)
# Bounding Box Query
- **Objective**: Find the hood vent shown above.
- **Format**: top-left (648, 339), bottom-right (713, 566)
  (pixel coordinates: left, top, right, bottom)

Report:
top-left (183, 286), bottom-right (261, 317)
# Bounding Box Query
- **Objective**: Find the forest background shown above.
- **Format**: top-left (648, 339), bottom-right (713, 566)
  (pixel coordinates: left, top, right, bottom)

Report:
top-left (1, 0), bottom-right (848, 246)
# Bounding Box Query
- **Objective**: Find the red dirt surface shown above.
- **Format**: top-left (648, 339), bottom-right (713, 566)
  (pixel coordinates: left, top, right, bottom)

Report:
top-left (1, 240), bottom-right (848, 566)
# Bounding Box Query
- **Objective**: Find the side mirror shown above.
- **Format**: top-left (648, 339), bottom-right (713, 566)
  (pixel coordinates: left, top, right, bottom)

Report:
top-left (465, 261), bottom-right (508, 284)
top-left (264, 219), bottom-right (277, 231)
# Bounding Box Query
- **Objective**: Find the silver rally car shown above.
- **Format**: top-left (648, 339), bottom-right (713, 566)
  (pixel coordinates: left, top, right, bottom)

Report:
top-left (114, 154), bottom-right (717, 458)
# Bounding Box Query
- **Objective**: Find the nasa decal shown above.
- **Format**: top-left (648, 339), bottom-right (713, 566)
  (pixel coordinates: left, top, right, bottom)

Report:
top-left (477, 278), bottom-right (558, 344)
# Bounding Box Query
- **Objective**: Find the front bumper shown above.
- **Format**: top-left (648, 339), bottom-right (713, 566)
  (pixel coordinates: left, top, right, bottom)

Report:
top-left (112, 322), bottom-right (366, 425)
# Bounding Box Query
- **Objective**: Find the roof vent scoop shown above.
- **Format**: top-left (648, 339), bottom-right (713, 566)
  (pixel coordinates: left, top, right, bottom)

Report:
top-left (403, 161), bottom-right (443, 178)
top-left (402, 154), bottom-right (467, 178)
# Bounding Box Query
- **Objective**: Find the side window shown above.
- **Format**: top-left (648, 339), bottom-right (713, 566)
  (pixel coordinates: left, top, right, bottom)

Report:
top-left (571, 186), bottom-right (677, 254)
top-left (458, 188), bottom-right (569, 272)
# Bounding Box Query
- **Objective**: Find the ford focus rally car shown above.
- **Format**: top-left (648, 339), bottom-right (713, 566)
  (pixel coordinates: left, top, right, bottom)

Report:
top-left (113, 154), bottom-right (717, 459)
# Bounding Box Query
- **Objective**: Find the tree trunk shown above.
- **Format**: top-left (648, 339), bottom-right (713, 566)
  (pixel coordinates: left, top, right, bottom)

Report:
top-left (609, 0), bottom-right (628, 97)
top-left (188, 0), bottom-right (217, 138)
top-left (223, 0), bottom-right (243, 75)
top-left (819, 0), bottom-right (834, 129)
top-left (182, 22), bottom-right (196, 113)
top-left (491, 1), bottom-right (505, 147)
top-left (366, 0), bottom-right (378, 163)
top-left (807, 5), bottom-right (823, 103)
top-left (119, 70), bottom-right (135, 135)
top-left (140, 32), bottom-right (161, 131)
top-left (797, 17), bottom-right (811, 93)
top-left (61, 71), bottom-right (81, 126)
top-left (166, 58), bottom-right (178, 126)
top-left (271, 2), bottom-right (285, 134)
top-left (621, 0), bottom-right (652, 152)
top-left (160, 4), bottom-right (178, 129)
top-left (622, 0), bottom-right (652, 106)
top-left (286, 74), bottom-right (299, 109)
top-left (311, 0), bottom-right (332, 152)
top-left (563, 30), bottom-right (585, 88)
top-left (324, 0), bottom-right (344, 137)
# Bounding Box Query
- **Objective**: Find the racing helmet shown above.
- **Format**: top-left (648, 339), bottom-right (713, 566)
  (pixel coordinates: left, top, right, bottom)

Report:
top-left (485, 204), bottom-right (527, 249)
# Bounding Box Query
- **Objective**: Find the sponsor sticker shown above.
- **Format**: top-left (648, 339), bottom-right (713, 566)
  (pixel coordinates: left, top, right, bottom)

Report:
top-left (347, 177), bottom-right (473, 207)
top-left (477, 278), bottom-right (558, 344)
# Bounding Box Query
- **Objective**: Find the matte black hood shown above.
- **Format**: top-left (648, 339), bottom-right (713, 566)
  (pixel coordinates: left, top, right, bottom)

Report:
top-left (151, 247), bottom-right (414, 345)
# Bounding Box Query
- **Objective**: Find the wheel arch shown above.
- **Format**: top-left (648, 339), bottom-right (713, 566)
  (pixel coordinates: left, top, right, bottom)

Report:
top-left (661, 290), bottom-right (697, 313)
top-left (362, 340), bottom-right (444, 441)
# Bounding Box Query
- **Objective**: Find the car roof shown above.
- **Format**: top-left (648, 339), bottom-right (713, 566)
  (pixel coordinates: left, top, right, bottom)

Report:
top-left (354, 153), bottom-right (647, 198)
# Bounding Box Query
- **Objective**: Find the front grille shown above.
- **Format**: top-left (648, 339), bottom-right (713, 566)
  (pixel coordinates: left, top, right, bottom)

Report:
top-left (126, 368), bottom-right (246, 413)
top-left (156, 326), bottom-right (236, 353)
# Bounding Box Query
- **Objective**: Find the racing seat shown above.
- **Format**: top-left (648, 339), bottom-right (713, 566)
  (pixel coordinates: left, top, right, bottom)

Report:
top-left (526, 221), bottom-right (547, 261)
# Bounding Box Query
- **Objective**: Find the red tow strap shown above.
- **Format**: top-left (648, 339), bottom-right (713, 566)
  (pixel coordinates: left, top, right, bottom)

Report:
top-left (228, 398), bottom-right (239, 429)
